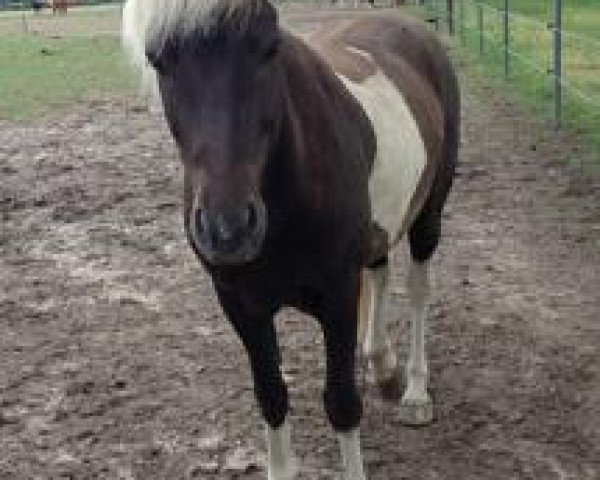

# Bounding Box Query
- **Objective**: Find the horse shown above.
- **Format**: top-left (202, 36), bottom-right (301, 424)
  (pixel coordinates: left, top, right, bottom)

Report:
top-left (52, 0), bottom-right (68, 14)
top-left (32, 1), bottom-right (45, 13)
top-left (123, 1), bottom-right (459, 478)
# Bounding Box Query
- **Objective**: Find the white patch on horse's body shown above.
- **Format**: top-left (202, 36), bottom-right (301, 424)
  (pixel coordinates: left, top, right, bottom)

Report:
top-left (338, 53), bottom-right (427, 243)
top-left (345, 45), bottom-right (372, 61)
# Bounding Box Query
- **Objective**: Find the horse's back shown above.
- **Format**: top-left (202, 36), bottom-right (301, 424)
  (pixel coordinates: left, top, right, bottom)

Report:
top-left (310, 13), bottom-right (456, 109)
top-left (308, 13), bottom-right (459, 248)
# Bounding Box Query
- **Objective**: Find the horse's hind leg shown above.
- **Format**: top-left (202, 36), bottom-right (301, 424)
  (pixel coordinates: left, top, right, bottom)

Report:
top-left (359, 258), bottom-right (402, 400)
top-left (399, 211), bottom-right (441, 426)
top-left (400, 257), bottom-right (433, 426)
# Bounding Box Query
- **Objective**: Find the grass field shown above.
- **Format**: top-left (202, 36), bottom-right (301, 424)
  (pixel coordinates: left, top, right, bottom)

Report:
top-left (482, 0), bottom-right (600, 39)
top-left (417, 0), bottom-right (600, 155)
top-left (0, 6), bottom-right (135, 122)
top-left (0, 1), bottom-right (598, 156)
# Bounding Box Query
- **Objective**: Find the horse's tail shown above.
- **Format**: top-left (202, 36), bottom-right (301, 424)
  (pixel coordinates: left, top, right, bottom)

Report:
top-left (441, 54), bottom-right (460, 179)
top-left (436, 49), bottom-right (460, 206)
top-left (407, 39), bottom-right (460, 263)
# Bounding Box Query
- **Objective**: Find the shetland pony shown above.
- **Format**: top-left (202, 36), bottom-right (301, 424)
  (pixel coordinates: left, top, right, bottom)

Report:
top-left (52, 0), bottom-right (68, 14)
top-left (123, 1), bottom-right (459, 478)
top-left (32, 1), bottom-right (45, 13)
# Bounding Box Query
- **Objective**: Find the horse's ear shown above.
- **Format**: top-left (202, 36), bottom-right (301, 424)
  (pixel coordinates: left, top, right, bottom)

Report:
top-left (262, 35), bottom-right (281, 62)
top-left (255, 0), bottom-right (279, 31)
top-left (264, 0), bottom-right (279, 23)
top-left (248, 0), bottom-right (280, 62)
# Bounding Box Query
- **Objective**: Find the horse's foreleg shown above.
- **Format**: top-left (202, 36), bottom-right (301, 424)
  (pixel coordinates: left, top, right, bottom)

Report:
top-left (236, 322), bottom-right (297, 480)
top-left (399, 258), bottom-right (433, 426)
top-left (265, 417), bottom-right (297, 480)
top-left (337, 427), bottom-right (366, 480)
top-left (217, 291), bottom-right (297, 480)
top-left (320, 274), bottom-right (366, 480)
top-left (360, 259), bottom-right (401, 400)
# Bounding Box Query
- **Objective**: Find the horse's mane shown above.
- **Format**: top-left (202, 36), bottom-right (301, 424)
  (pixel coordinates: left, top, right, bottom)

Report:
top-left (122, 0), bottom-right (265, 102)
top-left (123, 0), bottom-right (264, 67)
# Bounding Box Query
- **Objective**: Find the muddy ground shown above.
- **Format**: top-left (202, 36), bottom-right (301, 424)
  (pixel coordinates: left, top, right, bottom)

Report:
top-left (1, 9), bottom-right (599, 480)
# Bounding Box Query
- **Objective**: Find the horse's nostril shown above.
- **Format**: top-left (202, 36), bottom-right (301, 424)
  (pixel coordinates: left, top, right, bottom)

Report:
top-left (217, 215), bottom-right (235, 242)
top-left (246, 202), bottom-right (257, 231)
top-left (196, 209), bottom-right (207, 233)
top-left (193, 201), bottom-right (264, 257)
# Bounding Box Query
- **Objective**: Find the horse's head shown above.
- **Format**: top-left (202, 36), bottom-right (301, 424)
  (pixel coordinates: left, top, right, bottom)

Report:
top-left (139, 1), bottom-right (283, 265)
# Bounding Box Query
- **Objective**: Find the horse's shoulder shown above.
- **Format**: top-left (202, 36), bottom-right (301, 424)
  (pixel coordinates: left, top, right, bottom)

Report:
top-left (302, 16), bottom-right (445, 159)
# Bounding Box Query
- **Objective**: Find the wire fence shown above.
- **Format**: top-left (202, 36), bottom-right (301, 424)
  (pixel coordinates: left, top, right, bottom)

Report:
top-left (417, 0), bottom-right (600, 154)
top-left (0, 0), bottom-right (122, 9)
top-left (0, 3), bottom-right (123, 37)
top-left (1, 0), bottom-right (599, 156)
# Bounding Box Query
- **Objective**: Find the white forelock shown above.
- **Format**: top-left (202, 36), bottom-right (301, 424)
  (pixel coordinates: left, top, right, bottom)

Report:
top-left (122, 0), bottom-right (259, 69)
top-left (122, 0), bottom-right (259, 99)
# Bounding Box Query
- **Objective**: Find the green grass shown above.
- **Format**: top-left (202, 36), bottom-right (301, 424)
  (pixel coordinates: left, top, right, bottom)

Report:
top-left (0, 35), bottom-right (136, 121)
top-left (480, 0), bottom-right (600, 39)
top-left (414, 0), bottom-right (600, 157)
top-left (0, 6), bottom-right (135, 122)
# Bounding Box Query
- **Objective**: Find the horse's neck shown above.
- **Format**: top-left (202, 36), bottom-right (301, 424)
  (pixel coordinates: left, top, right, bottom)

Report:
top-left (273, 34), bottom-right (375, 213)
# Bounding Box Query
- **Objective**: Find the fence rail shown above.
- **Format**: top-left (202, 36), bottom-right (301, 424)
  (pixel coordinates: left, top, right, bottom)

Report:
top-left (1, 0), bottom-right (598, 154)
top-left (0, 0), bottom-right (122, 8)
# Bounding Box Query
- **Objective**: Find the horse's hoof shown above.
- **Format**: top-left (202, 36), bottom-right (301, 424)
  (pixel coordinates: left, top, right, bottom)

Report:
top-left (267, 474), bottom-right (296, 480)
top-left (366, 349), bottom-right (400, 402)
top-left (268, 473), bottom-right (296, 480)
top-left (341, 473), bottom-right (368, 480)
top-left (268, 470), bottom-right (297, 480)
top-left (375, 369), bottom-right (402, 402)
top-left (399, 397), bottom-right (433, 426)
top-left (268, 457), bottom-right (298, 480)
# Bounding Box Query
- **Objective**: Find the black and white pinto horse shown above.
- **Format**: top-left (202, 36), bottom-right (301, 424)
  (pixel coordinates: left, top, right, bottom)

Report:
top-left (123, 0), bottom-right (459, 478)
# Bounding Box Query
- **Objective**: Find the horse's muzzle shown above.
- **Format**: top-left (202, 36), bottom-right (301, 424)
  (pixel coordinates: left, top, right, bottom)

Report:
top-left (189, 198), bottom-right (267, 265)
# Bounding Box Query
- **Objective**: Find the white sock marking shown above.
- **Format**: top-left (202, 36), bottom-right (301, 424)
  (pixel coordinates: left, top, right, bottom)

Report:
top-left (338, 63), bottom-right (427, 243)
top-left (362, 265), bottom-right (398, 383)
top-left (337, 428), bottom-right (367, 480)
top-left (266, 420), bottom-right (298, 480)
top-left (403, 259), bottom-right (430, 403)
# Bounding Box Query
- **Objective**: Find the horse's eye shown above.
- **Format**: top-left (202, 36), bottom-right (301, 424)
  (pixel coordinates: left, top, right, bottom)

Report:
top-left (262, 38), bottom-right (280, 63)
top-left (250, 34), bottom-right (280, 65)
top-left (260, 117), bottom-right (275, 133)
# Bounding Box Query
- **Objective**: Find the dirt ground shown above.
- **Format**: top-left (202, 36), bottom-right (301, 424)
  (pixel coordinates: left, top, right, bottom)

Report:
top-left (1, 9), bottom-right (599, 480)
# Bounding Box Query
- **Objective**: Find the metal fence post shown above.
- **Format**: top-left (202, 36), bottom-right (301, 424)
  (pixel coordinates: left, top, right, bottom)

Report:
top-left (478, 3), bottom-right (484, 55)
top-left (447, 0), bottom-right (454, 35)
top-left (21, 9), bottom-right (28, 33)
top-left (459, 0), bottom-right (465, 46)
top-left (553, 0), bottom-right (563, 129)
top-left (503, 0), bottom-right (509, 78)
